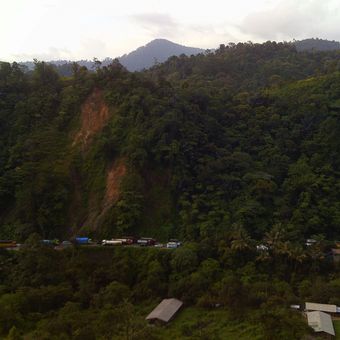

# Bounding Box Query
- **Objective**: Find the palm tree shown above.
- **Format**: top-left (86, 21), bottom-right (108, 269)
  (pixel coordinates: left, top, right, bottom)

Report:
top-left (307, 235), bottom-right (325, 274)
top-left (264, 223), bottom-right (287, 254)
top-left (230, 225), bottom-right (253, 252)
top-left (289, 244), bottom-right (307, 274)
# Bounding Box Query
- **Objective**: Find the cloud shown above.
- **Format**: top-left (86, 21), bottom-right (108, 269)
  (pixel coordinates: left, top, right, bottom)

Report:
top-left (79, 38), bottom-right (108, 59)
top-left (130, 13), bottom-right (238, 49)
top-left (11, 47), bottom-right (72, 62)
top-left (131, 13), bottom-right (179, 37)
top-left (240, 0), bottom-right (340, 41)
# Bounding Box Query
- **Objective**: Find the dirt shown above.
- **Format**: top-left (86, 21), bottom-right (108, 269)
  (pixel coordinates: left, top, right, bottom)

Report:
top-left (73, 88), bottom-right (111, 148)
top-left (104, 158), bottom-right (127, 208)
top-left (79, 158), bottom-right (127, 232)
top-left (71, 88), bottom-right (127, 231)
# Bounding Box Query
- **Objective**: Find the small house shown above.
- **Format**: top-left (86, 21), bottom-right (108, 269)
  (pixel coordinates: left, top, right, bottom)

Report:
top-left (256, 244), bottom-right (269, 251)
top-left (146, 298), bottom-right (183, 324)
top-left (305, 302), bottom-right (339, 315)
top-left (306, 311), bottom-right (335, 338)
top-left (306, 239), bottom-right (317, 246)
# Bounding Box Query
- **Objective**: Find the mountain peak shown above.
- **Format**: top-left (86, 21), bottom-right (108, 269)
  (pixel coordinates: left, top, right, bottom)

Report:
top-left (147, 38), bottom-right (174, 45)
top-left (119, 39), bottom-right (204, 71)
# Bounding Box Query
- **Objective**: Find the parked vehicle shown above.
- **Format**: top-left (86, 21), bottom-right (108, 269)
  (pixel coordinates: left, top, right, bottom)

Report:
top-left (75, 237), bottom-right (92, 245)
top-left (0, 240), bottom-right (17, 248)
top-left (167, 242), bottom-right (179, 249)
top-left (120, 236), bottom-right (137, 245)
top-left (41, 239), bottom-right (59, 247)
top-left (167, 239), bottom-right (182, 249)
top-left (137, 237), bottom-right (156, 246)
top-left (61, 240), bottom-right (72, 248)
top-left (306, 239), bottom-right (317, 246)
top-left (102, 239), bottom-right (123, 246)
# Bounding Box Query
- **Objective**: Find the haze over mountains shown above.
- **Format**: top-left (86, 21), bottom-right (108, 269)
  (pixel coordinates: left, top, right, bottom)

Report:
top-left (19, 39), bottom-right (205, 73)
top-left (294, 38), bottom-right (340, 51)
top-left (17, 37), bottom-right (340, 75)
top-left (119, 39), bottom-right (205, 71)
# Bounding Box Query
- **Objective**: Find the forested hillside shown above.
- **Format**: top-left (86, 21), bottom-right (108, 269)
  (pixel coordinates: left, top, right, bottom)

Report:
top-left (1, 41), bottom-right (340, 243)
top-left (295, 38), bottom-right (340, 51)
top-left (1, 40), bottom-right (340, 339)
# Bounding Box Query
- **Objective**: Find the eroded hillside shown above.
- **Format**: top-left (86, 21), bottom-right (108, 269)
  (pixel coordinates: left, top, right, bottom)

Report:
top-left (73, 88), bottom-right (111, 148)
top-left (1, 43), bottom-right (340, 242)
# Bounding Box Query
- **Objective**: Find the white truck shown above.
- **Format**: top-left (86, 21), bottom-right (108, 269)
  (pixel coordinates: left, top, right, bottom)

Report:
top-left (102, 239), bottom-right (123, 246)
top-left (166, 239), bottom-right (182, 249)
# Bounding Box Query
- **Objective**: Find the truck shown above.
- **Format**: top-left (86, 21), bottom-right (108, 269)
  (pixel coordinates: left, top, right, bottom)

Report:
top-left (137, 237), bottom-right (156, 246)
top-left (41, 239), bottom-right (59, 247)
top-left (102, 239), bottom-right (123, 246)
top-left (0, 240), bottom-right (17, 248)
top-left (120, 236), bottom-right (137, 245)
top-left (166, 239), bottom-right (182, 249)
top-left (74, 237), bottom-right (92, 245)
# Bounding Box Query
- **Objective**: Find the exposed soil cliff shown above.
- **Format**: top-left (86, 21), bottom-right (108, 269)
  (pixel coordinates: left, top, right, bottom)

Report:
top-left (82, 158), bottom-right (127, 231)
top-left (70, 88), bottom-right (128, 232)
top-left (73, 88), bottom-right (111, 148)
top-left (104, 158), bottom-right (127, 208)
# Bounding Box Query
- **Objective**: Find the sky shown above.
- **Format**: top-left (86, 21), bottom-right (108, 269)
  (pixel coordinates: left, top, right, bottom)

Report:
top-left (1, 0), bottom-right (340, 61)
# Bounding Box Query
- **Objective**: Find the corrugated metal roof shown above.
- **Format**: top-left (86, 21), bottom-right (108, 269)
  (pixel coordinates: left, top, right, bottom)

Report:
top-left (305, 302), bottom-right (337, 313)
top-left (146, 298), bottom-right (183, 323)
top-left (307, 311), bottom-right (335, 336)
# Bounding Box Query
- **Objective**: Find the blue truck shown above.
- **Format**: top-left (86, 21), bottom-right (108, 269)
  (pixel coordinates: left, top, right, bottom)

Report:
top-left (74, 237), bottom-right (92, 245)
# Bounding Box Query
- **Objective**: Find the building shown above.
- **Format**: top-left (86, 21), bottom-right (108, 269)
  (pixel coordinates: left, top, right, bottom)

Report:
top-left (305, 302), bottom-right (340, 315)
top-left (306, 311), bottom-right (335, 337)
top-left (146, 298), bottom-right (183, 324)
top-left (256, 244), bottom-right (269, 251)
top-left (306, 239), bottom-right (317, 246)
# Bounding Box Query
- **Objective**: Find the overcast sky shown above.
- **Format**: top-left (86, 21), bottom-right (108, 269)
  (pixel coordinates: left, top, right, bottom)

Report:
top-left (1, 0), bottom-right (340, 61)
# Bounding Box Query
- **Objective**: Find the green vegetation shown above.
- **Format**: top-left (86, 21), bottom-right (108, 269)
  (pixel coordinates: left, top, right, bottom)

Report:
top-left (1, 236), bottom-right (336, 339)
top-left (334, 320), bottom-right (340, 340)
top-left (1, 44), bottom-right (340, 242)
top-left (1, 42), bottom-right (340, 338)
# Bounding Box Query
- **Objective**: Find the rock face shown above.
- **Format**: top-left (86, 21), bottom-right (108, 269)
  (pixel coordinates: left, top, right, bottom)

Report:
top-left (119, 39), bottom-right (205, 71)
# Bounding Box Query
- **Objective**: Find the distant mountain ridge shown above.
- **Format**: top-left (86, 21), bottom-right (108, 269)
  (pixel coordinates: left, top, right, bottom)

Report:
top-left (16, 38), bottom-right (340, 75)
top-left (18, 39), bottom-right (205, 74)
top-left (294, 38), bottom-right (340, 51)
top-left (118, 38), bottom-right (205, 71)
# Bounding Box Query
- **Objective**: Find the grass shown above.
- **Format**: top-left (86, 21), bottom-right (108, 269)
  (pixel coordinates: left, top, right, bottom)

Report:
top-left (334, 320), bottom-right (340, 339)
top-left (158, 307), bottom-right (264, 340)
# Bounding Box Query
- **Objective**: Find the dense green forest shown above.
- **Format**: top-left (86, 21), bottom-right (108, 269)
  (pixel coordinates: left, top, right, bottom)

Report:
top-left (1, 41), bottom-right (340, 242)
top-left (1, 41), bottom-right (340, 338)
top-left (0, 235), bottom-right (338, 339)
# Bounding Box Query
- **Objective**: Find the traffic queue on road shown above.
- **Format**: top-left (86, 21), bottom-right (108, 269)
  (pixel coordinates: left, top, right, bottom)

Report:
top-left (0, 237), bottom-right (182, 250)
